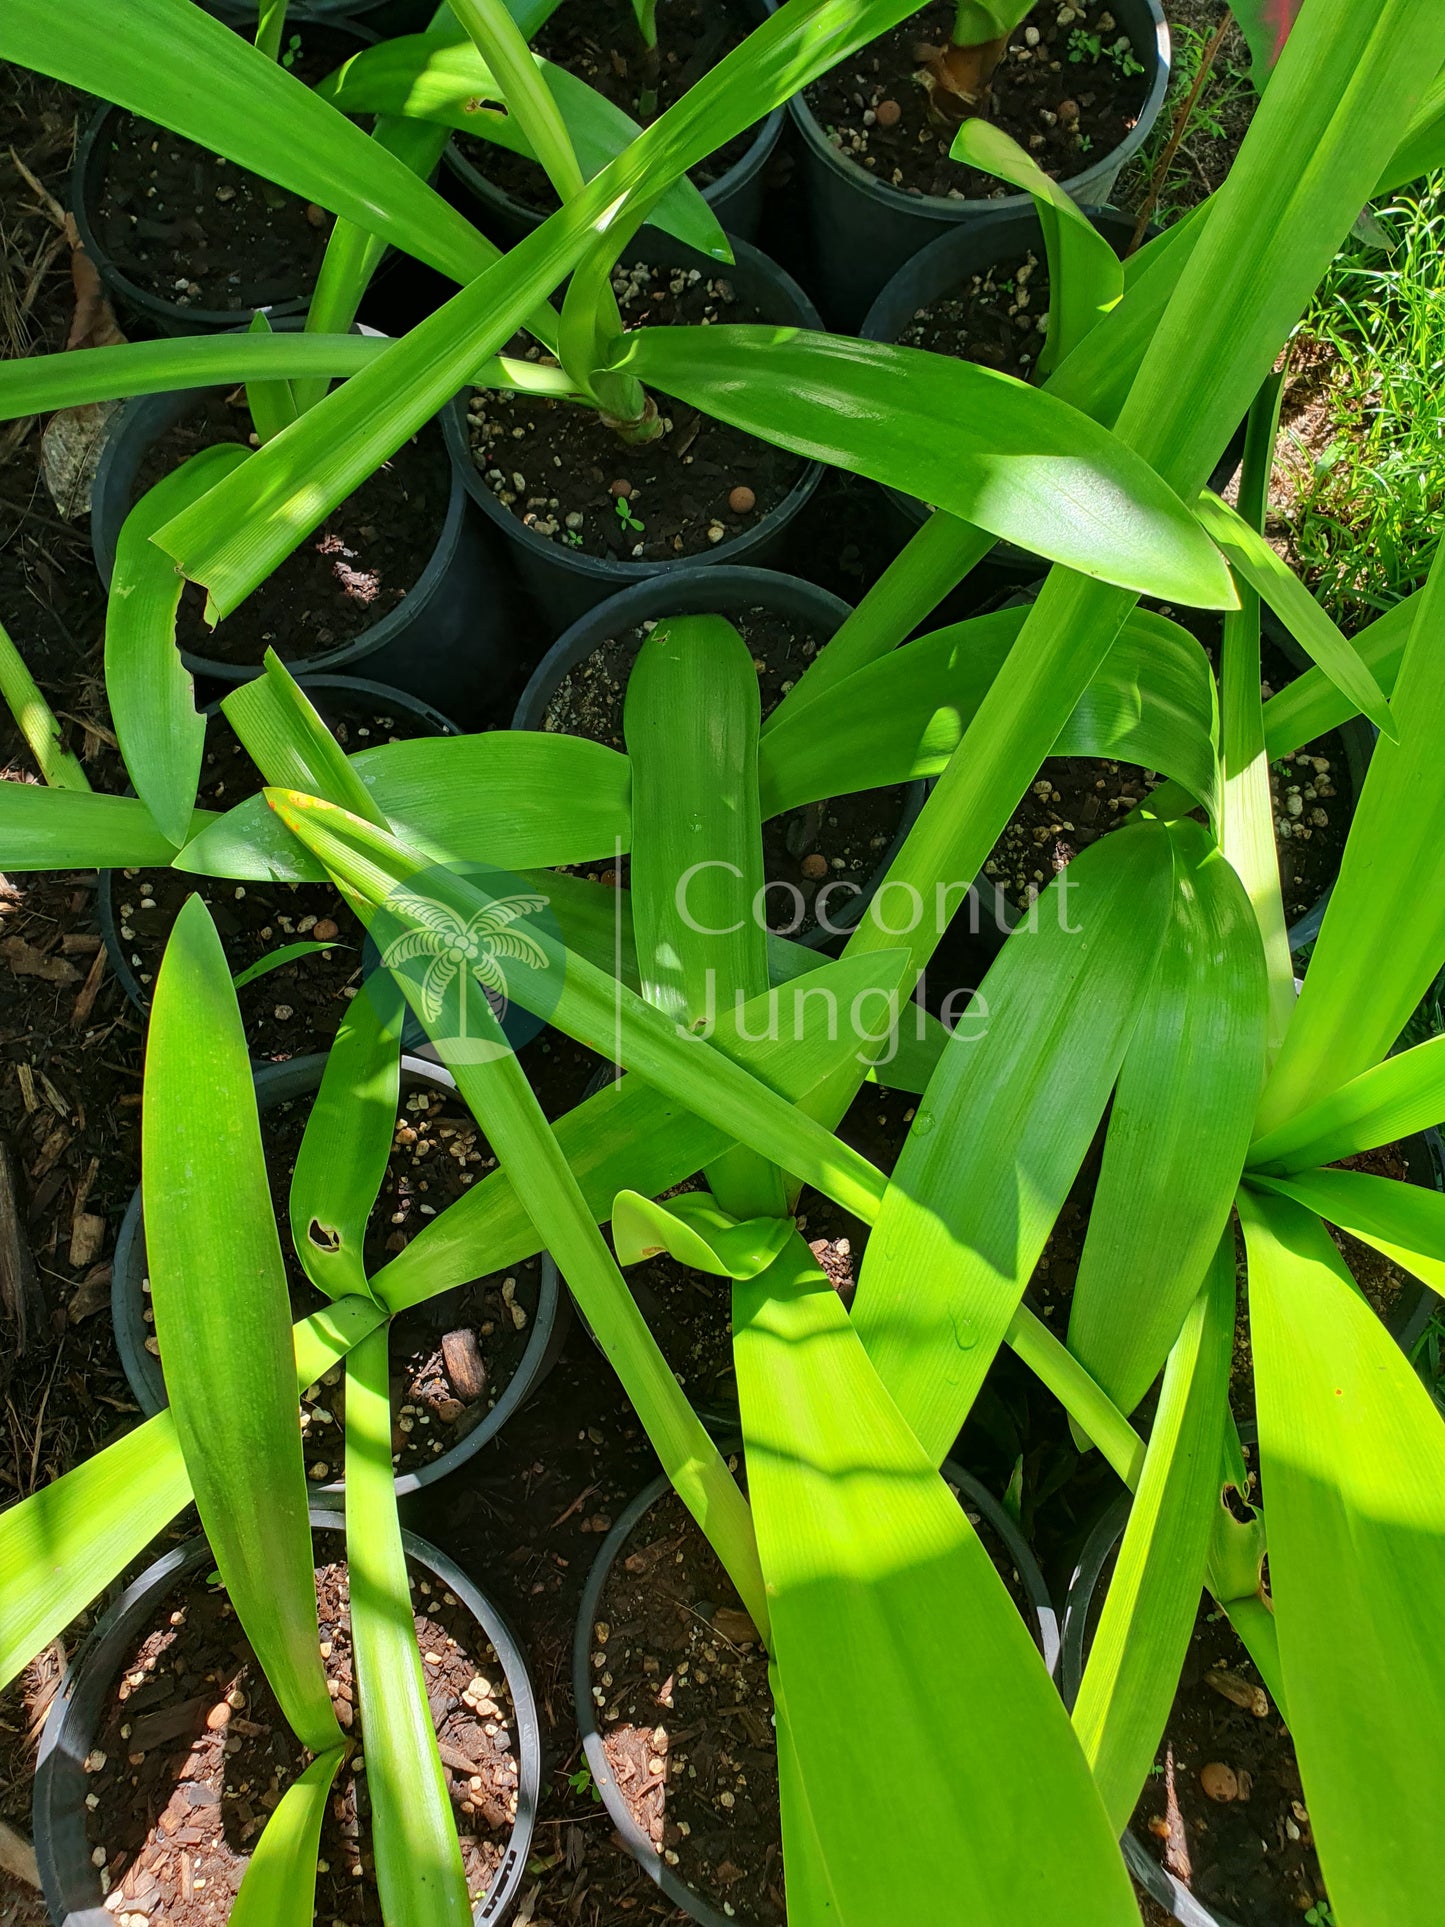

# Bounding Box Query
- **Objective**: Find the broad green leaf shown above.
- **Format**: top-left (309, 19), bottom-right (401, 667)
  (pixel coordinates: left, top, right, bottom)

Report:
top-left (1377, 67), bottom-right (1445, 192)
top-left (949, 119), bottom-right (1123, 374)
top-left (1195, 491), bottom-right (1396, 737)
top-left (734, 1233), bottom-right (1139, 1925)
top-left (1249, 1165), bottom-right (1445, 1298)
top-left (174, 731), bottom-right (631, 882)
top-left (0, 1297), bottom-right (383, 1691)
top-left (607, 326), bottom-right (1235, 610)
top-left (1260, 589), bottom-right (1416, 755)
top-left (147, 0), bottom-right (933, 613)
top-left (0, 333), bottom-right (583, 422)
top-left (371, 950), bottom-right (913, 1311)
top-left (223, 652), bottom-right (388, 828)
top-left (759, 607), bottom-right (1219, 822)
top-left (612, 1188), bottom-right (793, 1278)
top-left (243, 311), bottom-right (298, 447)
top-left (1238, 1183), bottom-right (1445, 1927)
top-left (0, 1411), bottom-right (189, 1690)
top-left (1066, 820), bottom-right (1266, 1415)
top-left (852, 820), bottom-right (1177, 1464)
top-left (265, 790), bottom-right (889, 1224)
top-left (373, 945), bottom-right (769, 1632)
top-left (289, 992), bottom-right (402, 1303)
top-left (1250, 1035), bottom-right (1445, 1172)
top-left (144, 896), bottom-right (340, 1754)
top-left (317, 35), bottom-right (730, 260)
top-left (0, 782), bottom-right (214, 871)
top-left (0, 0), bottom-right (505, 289)
top-left (1259, 534), bottom-right (1445, 1132)
top-left (344, 1326), bottom-right (471, 1927)
top-left (1071, 1240), bottom-right (1233, 1832)
top-left (106, 445), bottom-right (250, 846)
top-left (230, 1750), bottom-right (345, 1927)
top-left (624, 611), bottom-right (784, 1217)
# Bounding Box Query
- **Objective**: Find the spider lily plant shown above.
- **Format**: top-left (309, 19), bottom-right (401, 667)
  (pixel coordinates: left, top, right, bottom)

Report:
top-left (4, 1), bottom-right (1445, 1924)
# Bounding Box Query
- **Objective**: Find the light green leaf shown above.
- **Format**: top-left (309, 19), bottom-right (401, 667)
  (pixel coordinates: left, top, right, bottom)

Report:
top-left (106, 445), bottom-right (250, 846)
top-left (344, 1326), bottom-right (471, 1927)
top-left (0, 782), bottom-right (214, 872)
top-left (232, 939), bottom-right (347, 990)
top-left (612, 1188), bottom-right (793, 1278)
top-left (144, 896), bottom-right (340, 1755)
top-left (852, 820), bottom-right (1177, 1464)
top-left (1071, 1240), bottom-right (1234, 1832)
top-left (222, 651), bottom-right (388, 828)
top-left (1260, 589), bottom-right (1416, 755)
top-left (1250, 1034), bottom-right (1445, 1172)
top-left (243, 311), bottom-right (298, 447)
top-left (1249, 1165), bottom-right (1445, 1298)
top-left (1238, 1183), bottom-right (1445, 1927)
top-left (230, 1749), bottom-right (346, 1927)
top-left (608, 326), bottom-right (1235, 609)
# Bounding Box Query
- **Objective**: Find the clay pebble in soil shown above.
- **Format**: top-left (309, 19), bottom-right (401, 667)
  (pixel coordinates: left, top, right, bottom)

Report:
top-left (466, 262), bottom-right (805, 563)
top-left (130, 396), bottom-right (452, 666)
top-left (541, 606), bottom-right (909, 940)
top-left (1127, 1592), bottom-right (1328, 1924)
top-left (805, 0), bottom-right (1150, 201)
top-left (82, 1559), bottom-right (518, 1925)
top-left (112, 699), bottom-right (435, 1056)
top-left (456, 0), bottom-right (761, 210)
top-left (89, 27), bottom-right (360, 313)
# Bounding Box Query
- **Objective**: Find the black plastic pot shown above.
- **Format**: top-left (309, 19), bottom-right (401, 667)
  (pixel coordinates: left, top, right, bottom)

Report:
top-left (511, 566), bottom-right (926, 949)
top-left (111, 1052), bottom-right (565, 1498)
top-left (89, 377), bottom-right (525, 720)
top-left (70, 16), bottom-right (377, 335)
top-left (443, 236), bottom-right (824, 634)
top-left (443, 0), bottom-right (784, 248)
top-left (573, 1455), bottom-right (1055, 1926)
top-left (860, 206), bottom-right (1245, 560)
top-left (95, 671), bottom-right (470, 1032)
top-left (788, 0), bottom-right (1170, 329)
top-left (34, 1512), bottom-right (541, 1927)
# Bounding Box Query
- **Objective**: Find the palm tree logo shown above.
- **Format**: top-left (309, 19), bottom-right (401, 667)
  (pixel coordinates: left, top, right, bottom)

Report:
top-left (378, 887), bottom-right (551, 1050)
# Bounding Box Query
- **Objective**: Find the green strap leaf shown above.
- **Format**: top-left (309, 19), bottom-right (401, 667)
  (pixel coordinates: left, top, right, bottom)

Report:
top-left (344, 1325), bottom-right (471, 1927)
top-left (612, 1188), bottom-right (793, 1278)
top-left (1251, 1034), bottom-right (1445, 1172)
top-left (1071, 1240), bottom-right (1234, 1832)
top-left (1258, 534), bottom-right (1445, 1133)
top-left (174, 731), bottom-right (631, 882)
top-left (0, 0), bottom-right (503, 288)
top-left (759, 606), bottom-right (1220, 822)
top-left (1238, 1183), bottom-right (1445, 1927)
top-left (1261, 589), bottom-right (1416, 755)
top-left (223, 651), bottom-right (389, 828)
top-left (230, 1749), bottom-right (346, 1927)
top-left (231, 938), bottom-right (348, 990)
top-left (144, 895), bottom-right (340, 1755)
top-left (0, 783), bottom-right (214, 872)
top-left (949, 119), bottom-right (1123, 375)
top-left (243, 311), bottom-right (298, 447)
top-left (1195, 491), bottom-right (1396, 737)
top-left (107, 445), bottom-right (251, 846)
top-left (852, 820), bottom-right (1178, 1465)
top-left (734, 1233), bottom-right (1139, 1925)
top-left (606, 326), bottom-right (1235, 610)
top-left (1249, 1165), bottom-right (1445, 1298)
top-left (1065, 810), bottom-right (1267, 1419)
top-left (317, 34), bottom-right (730, 261)
top-left (289, 991), bottom-right (402, 1303)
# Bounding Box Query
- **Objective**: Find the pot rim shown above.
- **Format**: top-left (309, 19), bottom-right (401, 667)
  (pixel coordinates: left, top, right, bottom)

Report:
top-left (33, 1510), bottom-right (542, 1927)
top-left (110, 1050), bottom-right (564, 1499)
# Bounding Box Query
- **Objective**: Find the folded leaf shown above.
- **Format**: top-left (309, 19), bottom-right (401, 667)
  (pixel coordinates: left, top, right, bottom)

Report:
top-left (612, 1188), bottom-right (793, 1278)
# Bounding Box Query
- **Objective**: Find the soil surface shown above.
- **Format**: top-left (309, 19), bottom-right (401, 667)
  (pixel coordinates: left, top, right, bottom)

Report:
top-left (466, 261), bottom-right (808, 563)
top-left (1120, 1588), bottom-right (1329, 1923)
top-left (540, 605), bottom-right (911, 940)
top-left (804, 0), bottom-right (1152, 201)
top-left (896, 245), bottom-right (1050, 378)
top-left (129, 394), bottom-right (453, 666)
top-left (108, 692), bottom-right (444, 1057)
top-left (455, 0), bottom-right (762, 213)
top-left (87, 25), bottom-right (359, 314)
top-left (81, 1553), bottom-right (519, 1924)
